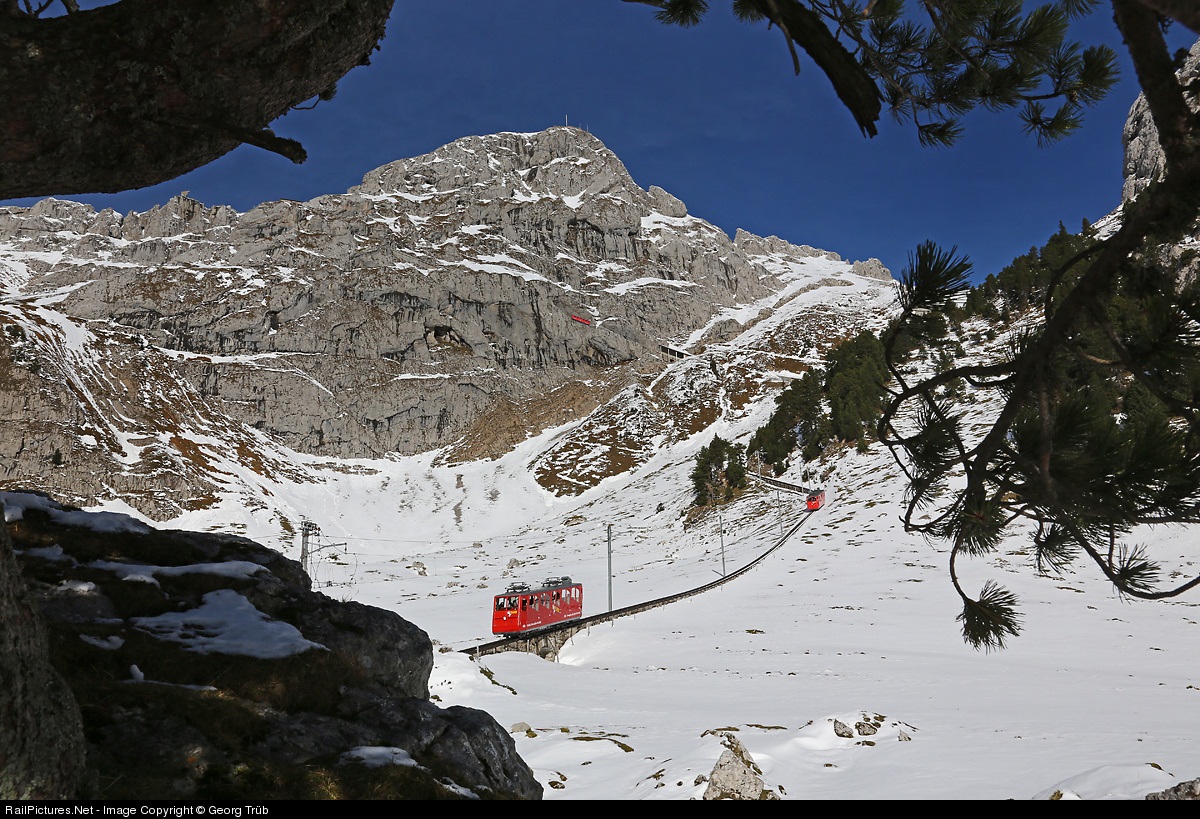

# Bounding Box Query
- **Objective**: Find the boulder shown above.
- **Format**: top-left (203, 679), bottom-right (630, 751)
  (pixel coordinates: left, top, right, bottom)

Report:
top-left (5, 491), bottom-right (540, 799)
top-left (0, 500), bottom-right (87, 798)
top-left (702, 733), bottom-right (779, 800)
top-left (1147, 778), bottom-right (1200, 800)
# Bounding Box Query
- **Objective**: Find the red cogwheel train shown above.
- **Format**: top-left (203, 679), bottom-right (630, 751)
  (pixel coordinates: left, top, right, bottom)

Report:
top-left (492, 576), bottom-right (583, 635)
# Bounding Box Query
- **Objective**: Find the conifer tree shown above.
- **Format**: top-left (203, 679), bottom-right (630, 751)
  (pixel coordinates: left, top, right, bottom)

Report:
top-left (880, 228), bottom-right (1200, 648)
top-left (748, 370), bottom-right (826, 473)
top-left (636, 0), bottom-right (1200, 649)
top-left (825, 331), bottom-right (889, 441)
top-left (691, 436), bottom-right (748, 505)
top-left (628, 0), bottom-right (1121, 145)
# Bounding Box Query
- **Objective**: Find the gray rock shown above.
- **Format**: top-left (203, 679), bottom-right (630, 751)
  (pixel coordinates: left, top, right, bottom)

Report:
top-left (245, 584), bottom-right (433, 700)
top-left (1122, 40), bottom-right (1200, 205)
top-left (851, 258), bottom-right (893, 281)
top-left (1146, 777), bottom-right (1200, 800)
top-left (0, 501), bottom-right (87, 799)
top-left (5, 491), bottom-right (539, 799)
top-left (703, 734), bottom-right (776, 800)
top-left (1118, 39), bottom-right (1200, 285)
top-left (0, 126), bottom-right (856, 520)
top-left (648, 185), bottom-right (687, 218)
top-left (734, 228), bottom-right (842, 261)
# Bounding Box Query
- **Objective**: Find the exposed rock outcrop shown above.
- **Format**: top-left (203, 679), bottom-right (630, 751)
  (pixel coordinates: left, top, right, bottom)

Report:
top-left (1117, 38), bottom-right (1200, 286)
top-left (734, 228), bottom-right (840, 261)
top-left (1147, 778), bottom-right (1200, 800)
top-left (4, 491), bottom-right (540, 799)
top-left (0, 126), bottom-right (882, 520)
top-left (0, 501), bottom-right (86, 799)
top-left (702, 733), bottom-right (779, 801)
top-left (850, 258), bottom-right (893, 282)
top-left (1121, 40), bottom-right (1200, 206)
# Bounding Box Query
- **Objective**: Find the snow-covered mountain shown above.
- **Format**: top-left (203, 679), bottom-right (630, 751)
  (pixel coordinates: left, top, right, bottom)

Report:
top-left (8, 122), bottom-right (1197, 801)
top-left (0, 126), bottom-right (892, 520)
top-left (141, 302), bottom-right (1195, 800)
top-left (6, 303), bottom-right (1198, 799)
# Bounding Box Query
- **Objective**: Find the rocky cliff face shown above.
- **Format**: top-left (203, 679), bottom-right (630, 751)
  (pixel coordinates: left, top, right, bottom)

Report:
top-left (0, 126), bottom-right (888, 520)
top-left (3, 490), bottom-right (540, 799)
top-left (0, 499), bottom-right (86, 799)
top-left (1118, 38), bottom-right (1200, 283)
top-left (1121, 40), bottom-right (1200, 205)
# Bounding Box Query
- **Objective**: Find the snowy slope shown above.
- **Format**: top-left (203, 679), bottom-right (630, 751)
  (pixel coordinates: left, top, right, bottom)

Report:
top-left (69, 270), bottom-right (1200, 800)
top-left (6, 128), bottom-right (1196, 799)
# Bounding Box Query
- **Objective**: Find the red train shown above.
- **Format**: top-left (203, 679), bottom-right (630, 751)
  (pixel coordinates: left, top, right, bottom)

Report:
top-left (492, 576), bottom-right (583, 635)
top-left (806, 490), bottom-right (826, 511)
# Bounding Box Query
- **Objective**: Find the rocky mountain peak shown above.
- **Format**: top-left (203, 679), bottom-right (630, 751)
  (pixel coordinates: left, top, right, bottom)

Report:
top-left (356, 126), bottom-right (642, 200)
top-left (0, 127), bottom-right (891, 519)
top-left (734, 228), bottom-right (841, 263)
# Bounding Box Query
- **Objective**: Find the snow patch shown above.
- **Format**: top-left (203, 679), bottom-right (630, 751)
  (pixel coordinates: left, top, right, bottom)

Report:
top-left (132, 589), bottom-right (325, 658)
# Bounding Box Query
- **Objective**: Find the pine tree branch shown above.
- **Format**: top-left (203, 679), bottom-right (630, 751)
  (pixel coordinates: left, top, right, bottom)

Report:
top-left (1044, 237), bottom-right (1106, 316)
top-left (881, 3), bottom-right (1200, 641)
top-left (1080, 292), bottom-right (1200, 428)
top-left (763, 0), bottom-right (805, 74)
top-left (622, 0), bottom-right (882, 135)
top-left (959, 139), bottom-right (1200, 522)
top-left (751, 0), bottom-right (883, 135)
top-left (1057, 513), bottom-right (1200, 599)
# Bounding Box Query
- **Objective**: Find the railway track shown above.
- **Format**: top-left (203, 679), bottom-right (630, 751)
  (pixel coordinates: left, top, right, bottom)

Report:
top-left (749, 472), bottom-right (819, 496)
top-left (462, 477), bottom-right (817, 658)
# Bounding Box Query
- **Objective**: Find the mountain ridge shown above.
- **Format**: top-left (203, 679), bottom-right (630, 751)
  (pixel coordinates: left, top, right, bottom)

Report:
top-left (0, 126), bottom-right (893, 521)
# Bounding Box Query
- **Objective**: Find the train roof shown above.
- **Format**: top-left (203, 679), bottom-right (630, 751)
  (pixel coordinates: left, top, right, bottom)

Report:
top-left (500, 576), bottom-right (578, 595)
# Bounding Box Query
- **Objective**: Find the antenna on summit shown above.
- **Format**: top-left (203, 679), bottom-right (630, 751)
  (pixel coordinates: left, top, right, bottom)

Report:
top-left (564, 115), bottom-right (568, 127)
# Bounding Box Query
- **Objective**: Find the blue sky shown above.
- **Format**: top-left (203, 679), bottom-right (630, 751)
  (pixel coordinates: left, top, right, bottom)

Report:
top-left (5, 1), bottom-right (1193, 280)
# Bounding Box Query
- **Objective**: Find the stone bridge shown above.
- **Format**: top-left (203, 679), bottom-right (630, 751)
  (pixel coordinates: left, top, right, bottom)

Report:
top-left (463, 478), bottom-right (819, 661)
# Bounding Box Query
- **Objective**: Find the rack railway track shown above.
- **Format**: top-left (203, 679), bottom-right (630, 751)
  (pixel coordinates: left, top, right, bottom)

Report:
top-left (462, 476), bottom-right (819, 659)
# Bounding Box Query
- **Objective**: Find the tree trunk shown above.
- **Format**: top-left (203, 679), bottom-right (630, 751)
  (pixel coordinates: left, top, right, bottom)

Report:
top-left (0, 0), bottom-right (395, 198)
